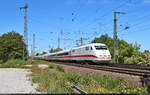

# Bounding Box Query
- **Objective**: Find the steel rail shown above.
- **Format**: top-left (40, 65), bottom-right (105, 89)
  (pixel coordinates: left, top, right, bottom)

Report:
top-left (106, 64), bottom-right (150, 71)
top-left (51, 61), bottom-right (150, 77)
top-left (67, 82), bottom-right (87, 94)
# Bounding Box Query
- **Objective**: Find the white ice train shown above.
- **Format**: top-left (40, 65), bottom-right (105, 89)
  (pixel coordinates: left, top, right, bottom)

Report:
top-left (35, 43), bottom-right (112, 63)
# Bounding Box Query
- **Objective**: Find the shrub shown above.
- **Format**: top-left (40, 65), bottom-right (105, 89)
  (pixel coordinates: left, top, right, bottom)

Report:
top-left (48, 64), bottom-right (55, 69)
top-left (23, 60), bottom-right (49, 65)
top-left (0, 60), bottom-right (3, 64)
top-left (55, 65), bottom-right (64, 72)
top-left (66, 72), bottom-right (83, 84)
top-left (0, 59), bottom-right (22, 68)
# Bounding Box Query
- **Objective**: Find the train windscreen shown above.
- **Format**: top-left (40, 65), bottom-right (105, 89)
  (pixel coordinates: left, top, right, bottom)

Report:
top-left (95, 46), bottom-right (107, 50)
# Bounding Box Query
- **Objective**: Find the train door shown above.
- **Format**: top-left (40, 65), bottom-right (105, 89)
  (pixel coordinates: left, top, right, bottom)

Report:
top-left (69, 49), bottom-right (71, 56)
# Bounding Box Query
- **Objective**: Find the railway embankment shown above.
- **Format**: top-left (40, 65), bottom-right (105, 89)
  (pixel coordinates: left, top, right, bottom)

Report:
top-left (50, 62), bottom-right (150, 86)
top-left (0, 60), bottom-right (149, 94)
top-left (28, 60), bottom-right (148, 94)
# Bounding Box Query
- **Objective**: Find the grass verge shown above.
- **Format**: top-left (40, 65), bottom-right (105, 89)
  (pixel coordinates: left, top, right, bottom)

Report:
top-left (0, 59), bottom-right (24, 68)
top-left (30, 64), bottom-right (148, 94)
top-left (23, 60), bottom-right (50, 65)
top-left (0, 59), bottom-right (50, 68)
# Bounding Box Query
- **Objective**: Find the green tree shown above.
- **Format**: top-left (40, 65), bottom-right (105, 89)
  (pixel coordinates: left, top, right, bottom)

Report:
top-left (41, 51), bottom-right (47, 55)
top-left (92, 34), bottom-right (150, 64)
top-left (133, 41), bottom-right (141, 53)
top-left (92, 34), bottom-right (134, 64)
top-left (124, 51), bottom-right (150, 65)
top-left (36, 53), bottom-right (40, 56)
top-left (49, 48), bottom-right (63, 53)
top-left (0, 31), bottom-right (27, 62)
top-left (92, 34), bottom-right (114, 57)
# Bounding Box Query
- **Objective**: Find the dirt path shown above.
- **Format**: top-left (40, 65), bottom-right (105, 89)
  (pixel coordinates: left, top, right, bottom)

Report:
top-left (0, 68), bottom-right (38, 94)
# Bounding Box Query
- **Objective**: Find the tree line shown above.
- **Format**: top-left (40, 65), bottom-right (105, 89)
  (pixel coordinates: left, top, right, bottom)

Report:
top-left (0, 31), bottom-right (149, 64)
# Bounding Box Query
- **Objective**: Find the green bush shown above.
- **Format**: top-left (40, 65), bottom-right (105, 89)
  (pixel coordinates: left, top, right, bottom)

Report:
top-left (49, 64), bottom-right (64, 72)
top-left (48, 64), bottom-right (55, 69)
top-left (0, 59), bottom-right (22, 68)
top-left (124, 52), bottom-right (150, 64)
top-left (66, 72), bottom-right (83, 84)
top-left (55, 65), bottom-right (64, 72)
top-left (0, 60), bottom-right (3, 64)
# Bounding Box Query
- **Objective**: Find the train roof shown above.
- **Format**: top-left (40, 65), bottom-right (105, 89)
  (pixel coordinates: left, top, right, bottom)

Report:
top-left (72, 43), bottom-right (106, 50)
top-left (49, 49), bottom-right (70, 55)
top-left (36, 43), bottom-right (106, 57)
top-left (35, 53), bottom-right (51, 57)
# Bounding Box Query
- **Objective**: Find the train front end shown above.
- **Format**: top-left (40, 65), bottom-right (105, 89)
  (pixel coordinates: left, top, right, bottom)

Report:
top-left (92, 44), bottom-right (112, 63)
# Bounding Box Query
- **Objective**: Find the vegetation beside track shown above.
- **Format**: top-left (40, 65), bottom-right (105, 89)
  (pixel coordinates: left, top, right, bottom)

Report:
top-left (30, 62), bottom-right (148, 94)
top-left (0, 59), bottom-right (24, 68)
top-left (0, 59), bottom-right (148, 94)
top-left (0, 59), bottom-right (49, 68)
top-left (92, 34), bottom-right (150, 64)
top-left (23, 60), bottom-right (50, 65)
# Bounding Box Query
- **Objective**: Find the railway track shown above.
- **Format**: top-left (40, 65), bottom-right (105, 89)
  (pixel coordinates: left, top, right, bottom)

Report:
top-left (50, 61), bottom-right (150, 77)
top-left (107, 64), bottom-right (150, 71)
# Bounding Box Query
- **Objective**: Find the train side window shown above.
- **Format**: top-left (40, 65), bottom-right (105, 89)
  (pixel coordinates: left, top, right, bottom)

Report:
top-left (91, 47), bottom-right (93, 50)
top-left (85, 47), bottom-right (89, 50)
top-left (72, 50), bottom-right (75, 52)
top-left (57, 52), bottom-right (69, 56)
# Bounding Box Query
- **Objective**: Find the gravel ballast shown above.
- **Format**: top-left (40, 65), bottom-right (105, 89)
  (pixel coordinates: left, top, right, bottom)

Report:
top-left (0, 68), bottom-right (38, 94)
top-left (51, 63), bottom-right (144, 86)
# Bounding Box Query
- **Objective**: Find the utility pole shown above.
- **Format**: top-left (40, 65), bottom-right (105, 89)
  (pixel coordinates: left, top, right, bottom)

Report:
top-left (58, 17), bottom-right (64, 49)
top-left (32, 34), bottom-right (35, 58)
top-left (76, 37), bottom-right (89, 46)
top-left (61, 38), bottom-right (74, 49)
top-left (20, 4), bottom-right (28, 61)
top-left (58, 37), bottom-right (60, 49)
top-left (114, 12), bottom-right (126, 64)
top-left (31, 45), bottom-right (33, 59)
top-left (81, 37), bottom-right (83, 46)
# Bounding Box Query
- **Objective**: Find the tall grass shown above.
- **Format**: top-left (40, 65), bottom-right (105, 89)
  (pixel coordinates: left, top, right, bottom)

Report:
top-left (30, 65), bottom-right (148, 94)
top-left (55, 65), bottom-right (64, 72)
top-left (48, 64), bottom-right (64, 72)
top-left (23, 60), bottom-right (49, 65)
top-left (31, 67), bottom-right (75, 93)
top-left (48, 64), bottom-right (55, 69)
top-left (0, 59), bottom-right (23, 68)
top-left (0, 60), bottom-right (3, 64)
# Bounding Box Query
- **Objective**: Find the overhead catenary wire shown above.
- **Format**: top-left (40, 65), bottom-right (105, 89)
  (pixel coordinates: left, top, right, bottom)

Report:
top-left (97, 0), bottom-right (143, 35)
top-left (72, 0), bottom-right (131, 42)
top-left (78, 0), bottom-right (131, 30)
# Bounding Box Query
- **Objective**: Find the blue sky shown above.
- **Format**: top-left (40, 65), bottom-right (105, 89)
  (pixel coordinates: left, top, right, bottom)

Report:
top-left (0, 0), bottom-right (150, 54)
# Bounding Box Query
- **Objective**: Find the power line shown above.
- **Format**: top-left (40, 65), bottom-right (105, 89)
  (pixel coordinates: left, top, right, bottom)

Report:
top-left (72, 0), bottom-right (83, 22)
top-left (28, 16), bottom-right (59, 29)
top-left (78, 0), bottom-right (130, 30)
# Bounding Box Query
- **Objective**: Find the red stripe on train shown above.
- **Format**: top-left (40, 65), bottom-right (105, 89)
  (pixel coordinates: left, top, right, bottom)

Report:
top-left (50, 55), bottom-right (111, 59)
